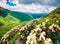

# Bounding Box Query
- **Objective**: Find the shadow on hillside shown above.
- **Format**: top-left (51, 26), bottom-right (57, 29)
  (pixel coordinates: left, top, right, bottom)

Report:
top-left (0, 10), bottom-right (8, 17)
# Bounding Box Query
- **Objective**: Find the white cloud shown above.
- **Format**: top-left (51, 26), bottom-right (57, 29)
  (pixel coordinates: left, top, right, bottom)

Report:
top-left (0, 0), bottom-right (56, 13)
top-left (17, 0), bottom-right (60, 6)
top-left (0, 0), bottom-right (10, 9)
top-left (41, 0), bottom-right (56, 4)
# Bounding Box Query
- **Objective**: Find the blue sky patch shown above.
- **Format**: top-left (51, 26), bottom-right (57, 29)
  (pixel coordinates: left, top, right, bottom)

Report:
top-left (6, 0), bottom-right (16, 6)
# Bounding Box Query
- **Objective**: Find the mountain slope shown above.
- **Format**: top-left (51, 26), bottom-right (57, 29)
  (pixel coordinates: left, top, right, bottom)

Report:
top-left (0, 7), bottom-right (33, 22)
top-left (34, 7), bottom-right (60, 44)
top-left (0, 7), bottom-right (60, 44)
top-left (13, 7), bottom-right (60, 44)
top-left (0, 7), bottom-right (33, 39)
top-left (38, 7), bottom-right (60, 24)
top-left (24, 12), bottom-right (47, 19)
top-left (10, 11), bottom-right (33, 21)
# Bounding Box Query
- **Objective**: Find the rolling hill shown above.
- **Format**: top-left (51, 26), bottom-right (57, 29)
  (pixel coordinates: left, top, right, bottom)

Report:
top-left (0, 7), bottom-right (60, 44)
top-left (0, 7), bottom-right (33, 39)
top-left (0, 7), bottom-right (34, 22)
top-left (24, 12), bottom-right (47, 19)
top-left (0, 7), bottom-right (47, 40)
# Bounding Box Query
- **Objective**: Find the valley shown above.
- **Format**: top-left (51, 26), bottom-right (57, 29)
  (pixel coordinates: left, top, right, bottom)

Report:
top-left (0, 7), bottom-right (60, 44)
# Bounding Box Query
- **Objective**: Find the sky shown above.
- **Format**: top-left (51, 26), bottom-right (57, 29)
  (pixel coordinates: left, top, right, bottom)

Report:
top-left (0, 0), bottom-right (60, 13)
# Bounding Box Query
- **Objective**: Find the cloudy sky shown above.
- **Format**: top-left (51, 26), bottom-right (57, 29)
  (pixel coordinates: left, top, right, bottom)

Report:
top-left (0, 0), bottom-right (60, 13)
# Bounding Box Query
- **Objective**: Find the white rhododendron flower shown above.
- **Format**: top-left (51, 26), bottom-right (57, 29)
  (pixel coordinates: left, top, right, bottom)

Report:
top-left (49, 23), bottom-right (60, 32)
top-left (45, 19), bottom-right (49, 23)
top-left (26, 34), bottom-right (37, 44)
top-left (39, 35), bottom-right (46, 41)
top-left (56, 20), bottom-right (59, 23)
top-left (42, 22), bottom-right (46, 26)
top-left (34, 28), bottom-right (42, 33)
top-left (44, 38), bottom-right (53, 44)
top-left (20, 26), bottom-right (25, 31)
top-left (40, 31), bottom-right (46, 36)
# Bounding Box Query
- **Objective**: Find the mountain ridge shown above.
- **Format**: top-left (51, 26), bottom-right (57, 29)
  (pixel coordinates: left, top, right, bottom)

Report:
top-left (0, 7), bottom-right (33, 21)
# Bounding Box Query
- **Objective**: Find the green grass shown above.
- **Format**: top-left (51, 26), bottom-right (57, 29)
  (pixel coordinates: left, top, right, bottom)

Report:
top-left (9, 31), bottom-right (20, 44)
top-left (0, 13), bottom-right (21, 39)
top-left (8, 21), bottom-right (30, 44)
top-left (0, 23), bottom-right (19, 39)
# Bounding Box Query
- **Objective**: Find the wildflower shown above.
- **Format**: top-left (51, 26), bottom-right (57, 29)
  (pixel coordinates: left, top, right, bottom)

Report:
top-left (34, 28), bottom-right (42, 33)
top-left (49, 24), bottom-right (55, 32)
top-left (57, 27), bottom-right (60, 30)
top-left (49, 25), bottom-right (53, 29)
top-left (42, 22), bottom-right (46, 27)
top-left (56, 20), bottom-right (59, 23)
top-left (20, 26), bottom-right (25, 31)
top-left (53, 24), bottom-right (59, 28)
top-left (49, 24), bottom-right (60, 32)
top-left (27, 34), bottom-right (36, 40)
top-left (40, 32), bottom-right (46, 36)
top-left (26, 40), bottom-right (30, 44)
top-left (26, 34), bottom-right (36, 44)
top-left (43, 27), bottom-right (46, 29)
top-left (26, 22), bottom-right (32, 27)
top-left (30, 40), bottom-right (37, 44)
top-left (30, 30), bottom-right (35, 35)
top-left (44, 38), bottom-right (53, 44)
top-left (45, 19), bottom-right (49, 23)
top-left (39, 35), bottom-right (45, 41)
top-left (20, 35), bottom-right (25, 39)
top-left (3, 39), bottom-right (6, 42)
top-left (38, 32), bottom-right (46, 41)
top-left (24, 25), bottom-right (28, 30)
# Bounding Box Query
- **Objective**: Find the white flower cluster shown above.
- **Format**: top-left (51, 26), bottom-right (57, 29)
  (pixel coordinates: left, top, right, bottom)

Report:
top-left (0, 25), bottom-right (21, 44)
top-left (26, 27), bottom-right (52, 44)
top-left (1, 18), bottom-right (60, 44)
top-left (19, 21), bottom-right (38, 39)
top-left (26, 26), bottom-right (47, 44)
top-left (44, 38), bottom-right (53, 44)
top-left (26, 34), bottom-right (37, 44)
top-left (49, 23), bottom-right (60, 32)
top-left (38, 32), bottom-right (46, 41)
top-left (26, 19), bottom-right (60, 44)
top-left (0, 20), bottom-right (38, 44)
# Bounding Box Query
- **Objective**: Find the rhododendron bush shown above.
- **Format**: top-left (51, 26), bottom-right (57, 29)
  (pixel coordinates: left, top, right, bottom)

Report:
top-left (18, 19), bottom-right (60, 44)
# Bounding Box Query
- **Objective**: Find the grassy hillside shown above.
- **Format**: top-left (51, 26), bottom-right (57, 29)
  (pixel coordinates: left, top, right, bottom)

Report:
top-left (38, 7), bottom-right (60, 24)
top-left (35, 7), bottom-right (60, 44)
top-left (0, 7), bottom-right (33, 22)
top-left (11, 12), bottom-right (33, 21)
top-left (0, 7), bottom-right (33, 39)
top-left (0, 7), bottom-right (60, 44)
top-left (15, 7), bottom-right (60, 44)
